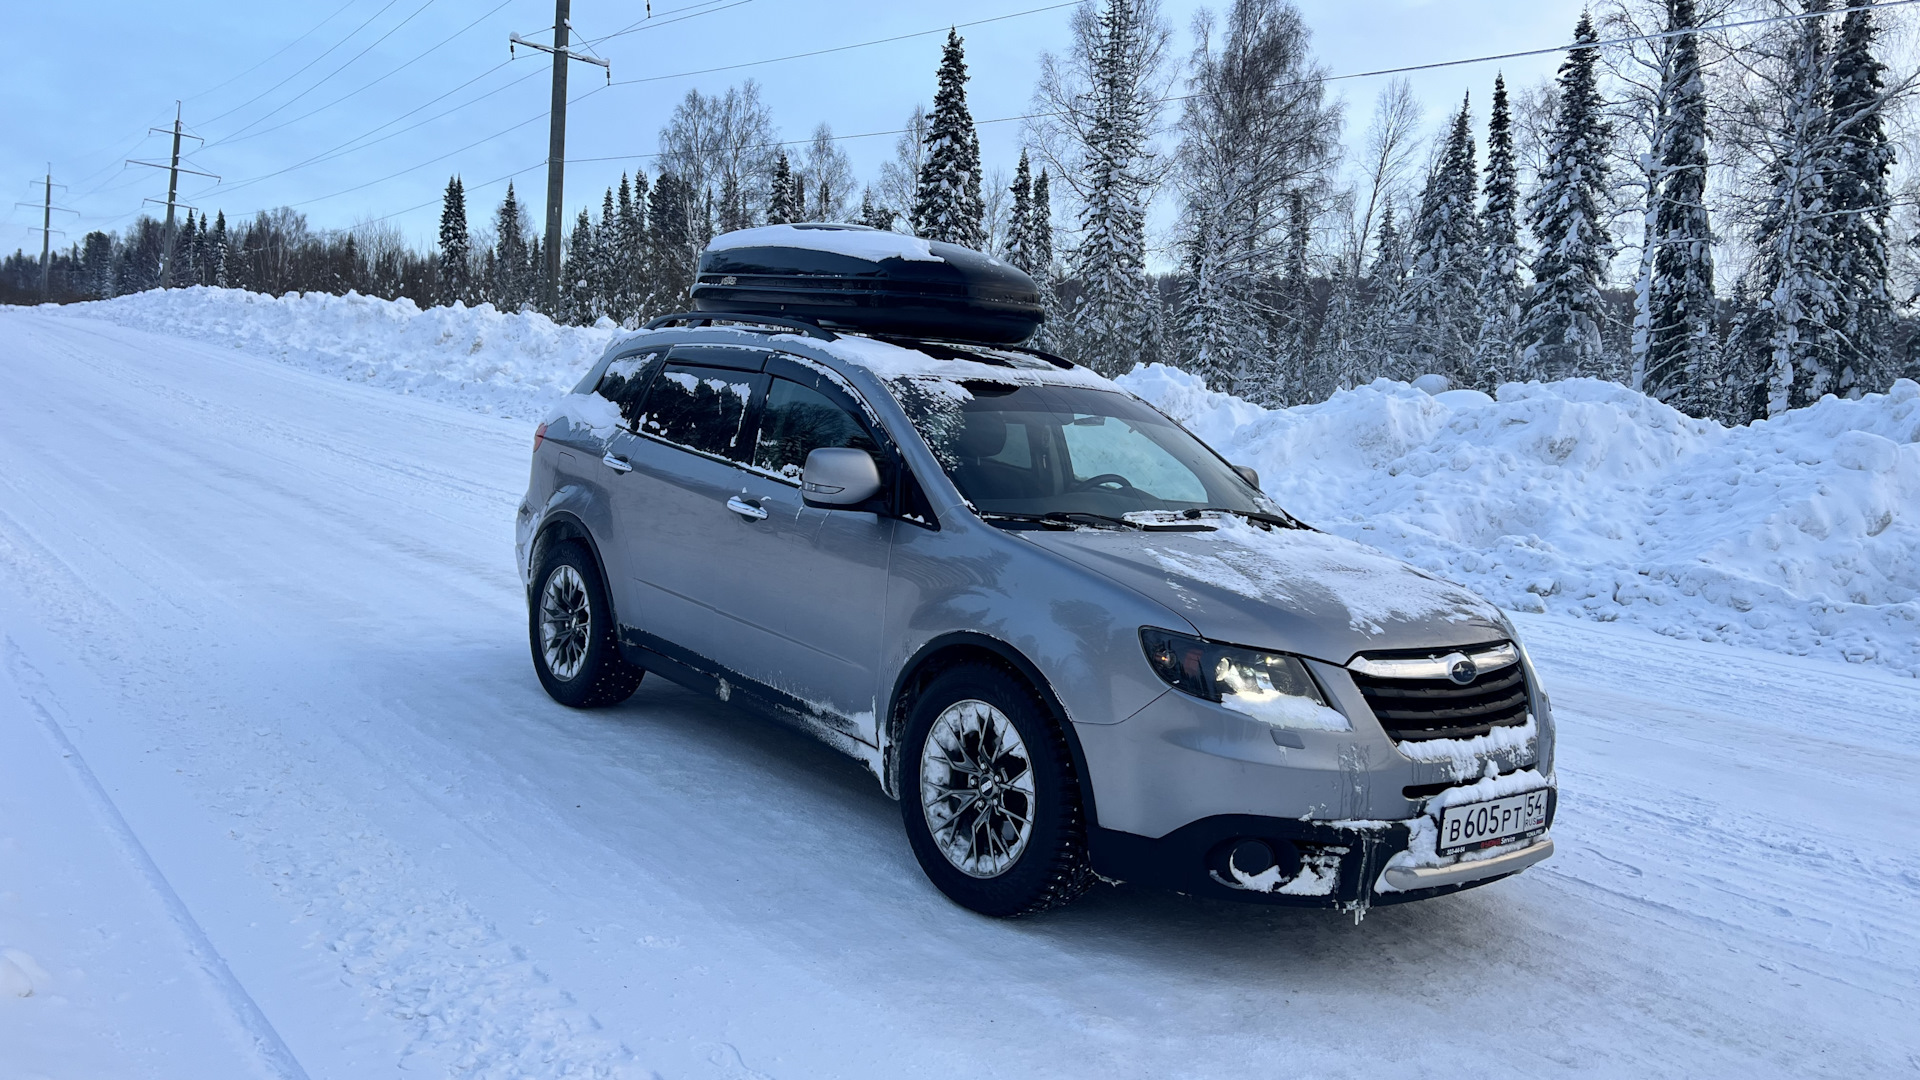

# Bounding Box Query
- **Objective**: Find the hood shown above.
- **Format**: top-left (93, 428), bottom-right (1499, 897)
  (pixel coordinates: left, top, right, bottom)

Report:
top-left (1019, 517), bottom-right (1508, 664)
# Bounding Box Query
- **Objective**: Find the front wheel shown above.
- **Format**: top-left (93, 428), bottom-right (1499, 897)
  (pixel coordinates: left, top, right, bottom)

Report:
top-left (899, 664), bottom-right (1092, 916)
top-left (529, 540), bottom-right (641, 708)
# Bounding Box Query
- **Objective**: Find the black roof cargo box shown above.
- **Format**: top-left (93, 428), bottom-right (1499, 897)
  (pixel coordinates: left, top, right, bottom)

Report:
top-left (690, 223), bottom-right (1044, 345)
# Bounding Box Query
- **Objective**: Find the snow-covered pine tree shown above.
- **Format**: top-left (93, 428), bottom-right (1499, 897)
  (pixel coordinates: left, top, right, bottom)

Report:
top-left (1827, 0), bottom-right (1894, 396)
top-left (1520, 13), bottom-right (1614, 380)
top-left (1403, 93), bottom-right (1479, 387)
top-left (1637, 0), bottom-right (1719, 411)
top-left (1475, 74), bottom-right (1524, 389)
top-left (1030, 169), bottom-right (1055, 271)
top-left (769, 152), bottom-right (797, 225)
top-left (591, 187), bottom-right (619, 321)
top-left (1752, 0), bottom-right (1840, 415)
top-left (717, 173), bottom-right (751, 234)
top-left (912, 30), bottom-right (986, 247)
top-left (436, 176), bottom-right (471, 306)
top-left (493, 182), bottom-right (529, 310)
top-left (1006, 151), bottom-right (1035, 275)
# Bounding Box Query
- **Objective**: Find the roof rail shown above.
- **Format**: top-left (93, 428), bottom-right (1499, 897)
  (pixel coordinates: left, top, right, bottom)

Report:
top-left (643, 311), bottom-right (837, 341)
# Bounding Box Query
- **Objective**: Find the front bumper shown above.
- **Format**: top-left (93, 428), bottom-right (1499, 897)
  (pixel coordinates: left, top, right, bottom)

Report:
top-left (1088, 808), bottom-right (1556, 910)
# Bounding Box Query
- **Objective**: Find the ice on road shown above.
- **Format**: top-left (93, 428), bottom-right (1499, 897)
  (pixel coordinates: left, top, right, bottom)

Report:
top-left (1, 310), bottom-right (1916, 1078)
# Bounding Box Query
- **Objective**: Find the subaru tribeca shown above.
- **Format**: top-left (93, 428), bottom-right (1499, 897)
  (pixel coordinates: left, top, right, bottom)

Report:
top-left (514, 226), bottom-right (1555, 917)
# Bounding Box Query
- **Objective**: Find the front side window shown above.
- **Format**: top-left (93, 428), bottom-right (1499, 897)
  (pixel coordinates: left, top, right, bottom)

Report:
top-left (891, 378), bottom-right (1271, 519)
top-left (637, 363), bottom-right (763, 460)
top-left (752, 377), bottom-right (879, 479)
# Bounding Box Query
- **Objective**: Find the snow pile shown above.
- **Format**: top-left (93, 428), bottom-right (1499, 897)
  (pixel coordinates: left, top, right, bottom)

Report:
top-left (1119, 365), bottom-right (1920, 675)
top-left (51, 286), bottom-right (617, 419)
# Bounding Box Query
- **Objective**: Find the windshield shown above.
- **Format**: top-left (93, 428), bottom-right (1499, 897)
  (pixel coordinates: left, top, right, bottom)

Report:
top-left (891, 378), bottom-right (1273, 520)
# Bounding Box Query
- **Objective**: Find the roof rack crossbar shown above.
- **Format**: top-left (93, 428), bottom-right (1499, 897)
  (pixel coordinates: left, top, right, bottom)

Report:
top-left (643, 311), bottom-right (837, 341)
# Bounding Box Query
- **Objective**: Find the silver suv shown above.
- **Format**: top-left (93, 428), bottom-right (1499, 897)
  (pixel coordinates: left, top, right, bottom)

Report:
top-left (516, 315), bottom-right (1556, 917)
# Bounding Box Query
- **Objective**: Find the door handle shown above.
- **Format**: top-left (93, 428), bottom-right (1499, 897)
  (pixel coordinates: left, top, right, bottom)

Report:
top-left (602, 452), bottom-right (633, 473)
top-left (726, 495), bottom-right (768, 521)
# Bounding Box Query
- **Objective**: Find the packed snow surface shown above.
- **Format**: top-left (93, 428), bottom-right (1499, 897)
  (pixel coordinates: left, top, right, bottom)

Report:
top-left (1119, 364), bottom-right (1920, 675)
top-left (3, 305), bottom-right (1918, 1077)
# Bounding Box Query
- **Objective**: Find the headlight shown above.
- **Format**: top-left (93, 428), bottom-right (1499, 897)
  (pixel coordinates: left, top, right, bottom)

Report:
top-left (1139, 628), bottom-right (1350, 732)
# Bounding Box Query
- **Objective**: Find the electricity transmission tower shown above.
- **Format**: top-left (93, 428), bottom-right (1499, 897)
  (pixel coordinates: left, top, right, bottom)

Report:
top-left (128, 102), bottom-right (219, 287)
top-left (511, 1), bottom-right (609, 315)
top-left (14, 167), bottom-right (75, 299)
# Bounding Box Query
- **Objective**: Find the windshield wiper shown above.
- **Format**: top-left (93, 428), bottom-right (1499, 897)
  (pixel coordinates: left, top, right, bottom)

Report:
top-left (1185, 506), bottom-right (1310, 530)
top-left (978, 511), bottom-right (1136, 530)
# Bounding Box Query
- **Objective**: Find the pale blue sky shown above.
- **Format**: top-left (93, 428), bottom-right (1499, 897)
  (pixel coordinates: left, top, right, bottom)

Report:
top-left (2, 0), bottom-right (1589, 256)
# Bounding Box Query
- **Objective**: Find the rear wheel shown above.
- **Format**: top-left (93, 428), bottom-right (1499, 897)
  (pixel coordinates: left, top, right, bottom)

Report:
top-left (529, 540), bottom-right (641, 708)
top-left (899, 663), bottom-right (1092, 916)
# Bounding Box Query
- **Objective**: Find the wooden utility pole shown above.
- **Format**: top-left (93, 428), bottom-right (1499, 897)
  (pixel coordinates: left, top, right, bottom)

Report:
top-left (511, 5), bottom-right (608, 314)
top-left (129, 103), bottom-right (218, 288)
top-left (13, 168), bottom-right (72, 300)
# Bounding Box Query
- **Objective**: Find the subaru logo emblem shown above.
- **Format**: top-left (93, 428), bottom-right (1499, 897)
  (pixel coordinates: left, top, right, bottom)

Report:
top-left (1442, 652), bottom-right (1477, 685)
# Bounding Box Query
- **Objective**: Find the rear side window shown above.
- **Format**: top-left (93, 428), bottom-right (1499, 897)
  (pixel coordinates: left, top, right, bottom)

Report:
top-left (596, 349), bottom-right (663, 429)
top-left (637, 363), bottom-right (764, 460)
top-left (752, 377), bottom-right (878, 479)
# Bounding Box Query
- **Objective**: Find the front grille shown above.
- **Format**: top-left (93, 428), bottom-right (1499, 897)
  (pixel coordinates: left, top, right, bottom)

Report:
top-left (1350, 652), bottom-right (1531, 742)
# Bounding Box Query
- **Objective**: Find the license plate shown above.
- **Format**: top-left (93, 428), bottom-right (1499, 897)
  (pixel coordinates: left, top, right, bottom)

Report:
top-left (1437, 790), bottom-right (1550, 854)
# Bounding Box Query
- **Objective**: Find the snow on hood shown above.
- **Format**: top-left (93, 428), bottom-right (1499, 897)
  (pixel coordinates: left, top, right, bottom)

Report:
top-left (705, 223), bottom-right (945, 263)
top-left (1023, 517), bottom-right (1508, 663)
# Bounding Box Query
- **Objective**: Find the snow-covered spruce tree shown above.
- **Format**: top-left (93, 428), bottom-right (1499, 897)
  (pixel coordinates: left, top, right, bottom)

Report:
top-left (563, 209), bottom-right (594, 326)
top-left (210, 211), bottom-right (229, 289)
top-left (589, 187), bottom-right (619, 322)
top-left (1170, 0), bottom-right (1340, 397)
top-left (1359, 194), bottom-right (1412, 379)
top-left (1006, 151), bottom-right (1036, 275)
top-left (1520, 13), bottom-right (1614, 380)
top-left (1031, 0), bottom-right (1171, 374)
top-left (1475, 74), bottom-right (1524, 390)
top-left (1403, 93), bottom-right (1480, 387)
top-left (1637, 0), bottom-right (1719, 411)
top-left (491, 183), bottom-right (529, 310)
top-left (858, 189), bottom-right (896, 231)
top-left (1828, 0), bottom-right (1895, 396)
top-left (769, 152), bottom-right (797, 225)
top-left (1751, 0), bottom-right (1840, 416)
top-left (913, 30), bottom-right (987, 247)
top-left (436, 176), bottom-right (471, 306)
top-left (648, 171), bottom-right (698, 316)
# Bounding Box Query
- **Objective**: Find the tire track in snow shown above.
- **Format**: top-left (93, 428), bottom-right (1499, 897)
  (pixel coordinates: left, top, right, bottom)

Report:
top-left (3, 639), bottom-right (311, 1080)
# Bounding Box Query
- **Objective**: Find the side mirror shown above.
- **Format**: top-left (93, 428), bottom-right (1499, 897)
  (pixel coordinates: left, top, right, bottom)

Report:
top-left (1232, 464), bottom-right (1261, 490)
top-left (802, 447), bottom-right (883, 507)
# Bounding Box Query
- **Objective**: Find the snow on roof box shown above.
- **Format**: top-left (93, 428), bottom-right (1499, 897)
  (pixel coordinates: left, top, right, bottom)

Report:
top-left (691, 223), bottom-right (1045, 345)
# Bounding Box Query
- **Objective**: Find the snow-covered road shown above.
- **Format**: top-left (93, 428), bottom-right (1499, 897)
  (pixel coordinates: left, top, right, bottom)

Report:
top-left (2, 310), bottom-right (1915, 1079)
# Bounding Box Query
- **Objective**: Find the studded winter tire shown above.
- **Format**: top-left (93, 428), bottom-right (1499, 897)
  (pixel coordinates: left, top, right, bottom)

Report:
top-left (529, 540), bottom-right (642, 708)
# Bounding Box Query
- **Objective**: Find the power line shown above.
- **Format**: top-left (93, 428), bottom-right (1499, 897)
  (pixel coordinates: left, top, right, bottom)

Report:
top-left (607, 0), bottom-right (1080, 87)
top-left (584, 0), bottom-right (756, 46)
top-left (199, 0), bottom-right (406, 128)
top-left (209, 0), bottom-right (446, 147)
top-left (183, 0), bottom-right (361, 103)
top-left (209, 0), bottom-right (516, 150)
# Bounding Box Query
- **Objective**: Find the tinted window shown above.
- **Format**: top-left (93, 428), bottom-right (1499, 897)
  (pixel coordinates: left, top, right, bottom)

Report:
top-left (596, 349), bottom-right (664, 429)
top-left (752, 377), bottom-right (878, 479)
top-left (637, 363), bottom-right (762, 460)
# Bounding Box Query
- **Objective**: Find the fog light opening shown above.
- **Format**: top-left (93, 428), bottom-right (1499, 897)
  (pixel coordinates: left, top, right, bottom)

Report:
top-left (1211, 838), bottom-right (1304, 891)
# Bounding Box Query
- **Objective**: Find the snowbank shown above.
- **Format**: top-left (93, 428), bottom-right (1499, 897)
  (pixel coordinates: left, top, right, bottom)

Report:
top-left (1119, 364), bottom-right (1920, 676)
top-left (35, 289), bottom-right (1920, 674)
top-left (48, 286), bottom-right (617, 420)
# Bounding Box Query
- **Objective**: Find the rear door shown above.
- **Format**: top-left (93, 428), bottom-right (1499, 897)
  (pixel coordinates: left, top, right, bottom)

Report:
top-left (605, 345), bottom-right (771, 670)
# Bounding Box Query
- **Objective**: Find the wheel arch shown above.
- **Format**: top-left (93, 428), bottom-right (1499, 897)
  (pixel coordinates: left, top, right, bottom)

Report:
top-left (529, 511), bottom-right (620, 625)
top-left (884, 632), bottom-right (1097, 827)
